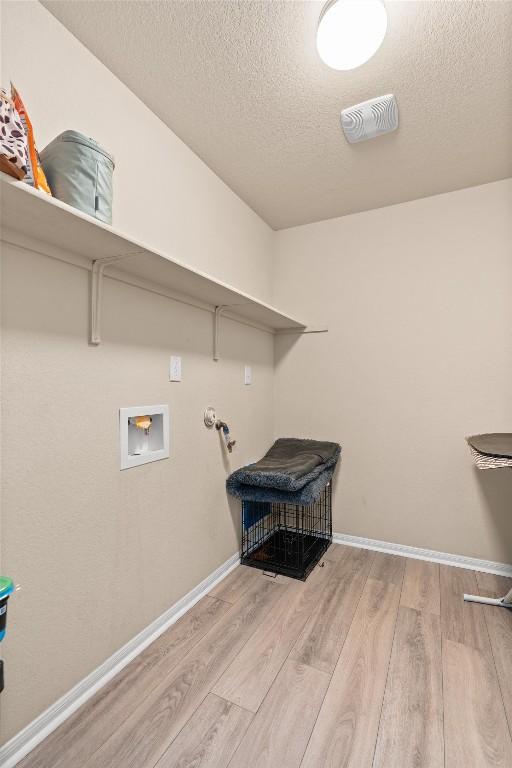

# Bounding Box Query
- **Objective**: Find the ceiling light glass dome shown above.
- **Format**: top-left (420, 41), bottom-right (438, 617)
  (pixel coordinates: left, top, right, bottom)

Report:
top-left (317, 0), bottom-right (388, 71)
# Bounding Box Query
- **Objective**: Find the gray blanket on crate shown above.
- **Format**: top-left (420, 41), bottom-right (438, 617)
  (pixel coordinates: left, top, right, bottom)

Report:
top-left (226, 438), bottom-right (341, 504)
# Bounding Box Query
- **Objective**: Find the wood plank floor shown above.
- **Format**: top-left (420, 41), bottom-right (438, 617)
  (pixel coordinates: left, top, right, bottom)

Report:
top-left (19, 545), bottom-right (512, 768)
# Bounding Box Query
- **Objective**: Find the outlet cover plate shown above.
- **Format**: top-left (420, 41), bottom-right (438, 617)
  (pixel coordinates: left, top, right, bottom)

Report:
top-left (170, 355), bottom-right (182, 382)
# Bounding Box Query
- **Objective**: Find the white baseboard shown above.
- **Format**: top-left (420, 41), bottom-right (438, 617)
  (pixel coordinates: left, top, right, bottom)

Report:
top-left (332, 532), bottom-right (512, 578)
top-left (0, 552), bottom-right (239, 768)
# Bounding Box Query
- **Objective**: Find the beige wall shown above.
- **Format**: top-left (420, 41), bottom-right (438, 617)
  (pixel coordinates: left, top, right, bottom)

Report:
top-left (274, 179), bottom-right (512, 564)
top-left (0, 0), bottom-right (274, 745)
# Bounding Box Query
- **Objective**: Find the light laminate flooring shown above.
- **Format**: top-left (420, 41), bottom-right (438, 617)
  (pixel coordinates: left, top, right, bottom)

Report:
top-left (19, 545), bottom-right (512, 768)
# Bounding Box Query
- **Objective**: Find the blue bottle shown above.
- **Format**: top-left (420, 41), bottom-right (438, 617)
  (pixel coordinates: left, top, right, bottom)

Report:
top-left (0, 577), bottom-right (14, 642)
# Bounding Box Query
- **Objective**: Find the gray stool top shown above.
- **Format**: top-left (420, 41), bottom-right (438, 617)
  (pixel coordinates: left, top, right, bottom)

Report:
top-left (466, 433), bottom-right (512, 459)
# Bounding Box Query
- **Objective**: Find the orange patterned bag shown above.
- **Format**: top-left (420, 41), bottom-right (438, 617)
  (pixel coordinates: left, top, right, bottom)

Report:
top-left (0, 86), bottom-right (28, 180)
top-left (11, 84), bottom-right (51, 194)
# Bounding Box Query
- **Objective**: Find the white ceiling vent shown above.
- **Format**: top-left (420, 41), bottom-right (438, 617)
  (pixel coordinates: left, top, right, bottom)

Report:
top-left (341, 94), bottom-right (398, 144)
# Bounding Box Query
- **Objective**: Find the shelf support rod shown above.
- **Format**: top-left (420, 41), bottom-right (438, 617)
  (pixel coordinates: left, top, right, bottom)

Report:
top-left (90, 256), bottom-right (131, 345)
top-left (213, 305), bottom-right (229, 361)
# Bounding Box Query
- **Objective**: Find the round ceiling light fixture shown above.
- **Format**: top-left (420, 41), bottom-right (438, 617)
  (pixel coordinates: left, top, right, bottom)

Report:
top-left (316, 0), bottom-right (388, 71)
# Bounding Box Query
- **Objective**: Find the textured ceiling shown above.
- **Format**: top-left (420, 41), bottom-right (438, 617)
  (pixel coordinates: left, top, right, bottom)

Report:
top-left (43, 0), bottom-right (512, 230)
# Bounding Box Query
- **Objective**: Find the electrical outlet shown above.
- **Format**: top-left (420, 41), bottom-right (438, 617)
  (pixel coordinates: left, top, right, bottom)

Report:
top-left (170, 355), bottom-right (182, 382)
top-left (244, 365), bottom-right (252, 385)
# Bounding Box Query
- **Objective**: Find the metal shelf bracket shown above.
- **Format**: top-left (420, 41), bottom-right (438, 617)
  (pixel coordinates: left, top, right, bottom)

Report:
top-left (213, 305), bottom-right (229, 361)
top-left (90, 255), bottom-right (132, 345)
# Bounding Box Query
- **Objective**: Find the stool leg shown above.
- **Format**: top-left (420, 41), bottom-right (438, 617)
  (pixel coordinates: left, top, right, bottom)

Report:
top-left (464, 586), bottom-right (512, 608)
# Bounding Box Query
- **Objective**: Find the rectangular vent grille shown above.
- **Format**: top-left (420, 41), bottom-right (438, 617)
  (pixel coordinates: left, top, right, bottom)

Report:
top-left (341, 94), bottom-right (398, 144)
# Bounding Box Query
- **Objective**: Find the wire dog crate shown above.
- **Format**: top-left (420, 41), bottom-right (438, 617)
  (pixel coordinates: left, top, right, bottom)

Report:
top-left (241, 482), bottom-right (332, 580)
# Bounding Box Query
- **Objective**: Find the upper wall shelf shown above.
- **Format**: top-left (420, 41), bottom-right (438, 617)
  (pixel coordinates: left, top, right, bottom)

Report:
top-left (0, 173), bottom-right (307, 350)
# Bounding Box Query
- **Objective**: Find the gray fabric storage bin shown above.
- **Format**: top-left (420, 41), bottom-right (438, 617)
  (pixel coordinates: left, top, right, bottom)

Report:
top-left (40, 130), bottom-right (115, 224)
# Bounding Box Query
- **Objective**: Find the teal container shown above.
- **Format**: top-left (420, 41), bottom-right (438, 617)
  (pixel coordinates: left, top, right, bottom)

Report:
top-left (0, 577), bottom-right (14, 642)
top-left (40, 130), bottom-right (115, 224)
